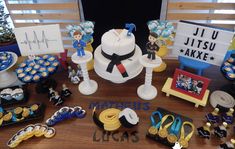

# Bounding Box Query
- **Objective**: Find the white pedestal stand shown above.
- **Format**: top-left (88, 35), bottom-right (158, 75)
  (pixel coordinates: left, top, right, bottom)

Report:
top-left (137, 55), bottom-right (162, 100)
top-left (71, 51), bottom-right (98, 95)
top-left (0, 52), bottom-right (18, 88)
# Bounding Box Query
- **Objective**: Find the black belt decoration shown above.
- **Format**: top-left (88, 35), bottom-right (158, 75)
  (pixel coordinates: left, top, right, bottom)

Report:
top-left (101, 48), bottom-right (135, 78)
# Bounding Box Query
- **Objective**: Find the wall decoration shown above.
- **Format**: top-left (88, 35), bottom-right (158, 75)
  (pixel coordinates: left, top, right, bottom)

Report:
top-left (14, 24), bottom-right (64, 56)
top-left (173, 20), bottom-right (234, 66)
top-left (171, 69), bottom-right (210, 100)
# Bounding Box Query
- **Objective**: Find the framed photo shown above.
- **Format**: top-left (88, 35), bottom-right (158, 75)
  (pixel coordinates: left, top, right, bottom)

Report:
top-left (171, 69), bottom-right (210, 100)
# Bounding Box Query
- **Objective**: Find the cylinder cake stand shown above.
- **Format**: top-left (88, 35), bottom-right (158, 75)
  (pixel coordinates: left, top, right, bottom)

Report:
top-left (137, 55), bottom-right (162, 100)
top-left (71, 51), bottom-right (98, 95)
top-left (0, 52), bottom-right (18, 88)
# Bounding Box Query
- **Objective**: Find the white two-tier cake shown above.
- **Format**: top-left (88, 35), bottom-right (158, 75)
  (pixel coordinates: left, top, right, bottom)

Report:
top-left (94, 29), bottom-right (143, 83)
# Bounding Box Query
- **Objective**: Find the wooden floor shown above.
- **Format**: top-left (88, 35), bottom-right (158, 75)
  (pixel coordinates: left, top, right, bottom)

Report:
top-left (0, 60), bottom-right (232, 149)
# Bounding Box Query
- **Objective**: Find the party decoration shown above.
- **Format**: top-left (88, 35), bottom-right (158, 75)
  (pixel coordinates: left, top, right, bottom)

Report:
top-left (14, 24), bottom-right (64, 56)
top-left (162, 69), bottom-right (210, 108)
top-left (7, 124), bottom-right (55, 148)
top-left (46, 106), bottom-right (86, 126)
top-left (93, 107), bottom-right (139, 131)
top-left (173, 20), bottom-right (234, 66)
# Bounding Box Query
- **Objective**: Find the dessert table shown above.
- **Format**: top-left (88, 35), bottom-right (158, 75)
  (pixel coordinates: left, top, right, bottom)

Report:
top-left (0, 59), bottom-right (230, 149)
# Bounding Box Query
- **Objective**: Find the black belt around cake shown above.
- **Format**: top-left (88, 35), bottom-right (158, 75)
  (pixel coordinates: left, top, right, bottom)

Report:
top-left (101, 48), bottom-right (135, 78)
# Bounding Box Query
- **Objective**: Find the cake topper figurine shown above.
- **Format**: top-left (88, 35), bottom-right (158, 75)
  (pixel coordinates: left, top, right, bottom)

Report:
top-left (214, 122), bottom-right (228, 138)
top-left (197, 122), bottom-right (211, 139)
top-left (125, 23), bottom-right (136, 36)
top-left (73, 31), bottom-right (86, 57)
top-left (146, 32), bottom-right (160, 60)
top-left (205, 108), bottom-right (220, 124)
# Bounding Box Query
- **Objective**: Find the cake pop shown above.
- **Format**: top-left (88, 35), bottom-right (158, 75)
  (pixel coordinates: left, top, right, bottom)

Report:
top-left (214, 122), bottom-right (228, 138)
top-left (205, 108), bottom-right (220, 123)
top-left (61, 84), bottom-right (72, 97)
top-left (197, 122), bottom-right (211, 139)
top-left (222, 108), bottom-right (234, 124)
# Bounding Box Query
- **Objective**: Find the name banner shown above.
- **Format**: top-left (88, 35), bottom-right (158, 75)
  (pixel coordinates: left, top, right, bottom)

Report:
top-left (173, 21), bottom-right (234, 66)
top-left (14, 24), bottom-right (64, 56)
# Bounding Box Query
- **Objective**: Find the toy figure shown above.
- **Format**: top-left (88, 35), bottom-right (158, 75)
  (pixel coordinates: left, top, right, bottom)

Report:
top-left (68, 66), bottom-right (75, 79)
top-left (197, 122), bottom-right (211, 139)
top-left (73, 31), bottom-right (86, 57)
top-left (205, 108), bottom-right (220, 124)
top-left (146, 32), bottom-right (160, 60)
top-left (222, 108), bottom-right (234, 124)
top-left (220, 139), bottom-right (235, 149)
top-left (76, 65), bottom-right (83, 77)
top-left (48, 87), bottom-right (56, 98)
top-left (50, 91), bottom-right (64, 106)
top-left (61, 84), bottom-right (72, 97)
top-left (125, 23), bottom-right (136, 36)
top-left (214, 122), bottom-right (228, 138)
top-left (71, 70), bottom-right (80, 84)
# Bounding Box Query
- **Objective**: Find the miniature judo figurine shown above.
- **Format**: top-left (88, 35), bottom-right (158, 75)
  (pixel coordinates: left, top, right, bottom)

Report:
top-left (50, 91), bottom-right (64, 106)
top-left (73, 31), bottom-right (86, 57)
top-left (48, 87), bottom-right (56, 98)
top-left (71, 70), bottom-right (80, 84)
top-left (61, 84), bottom-right (72, 97)
top-left (214, 122), bottom-right (228, 138)
top-left (222, 108), bottom-right (234, 124)
top-left (68, 66), bottom-right (74, 79)
top-left (197, 122), bottom-right (211, 139)
top-left (219, 139), bottom-right (235, 149)
top-left (205, 108), bottom-right (220, 124)
top-left (146, 32), bottom-right (160, 60)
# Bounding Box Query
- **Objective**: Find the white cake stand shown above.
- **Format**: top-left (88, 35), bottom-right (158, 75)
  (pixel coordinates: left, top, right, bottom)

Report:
top-left (71, 51), bottom-right (98, 95)
top-left (137, 54), bottom-right (162, 100)
top-left (0, 52), bottom-right (18, 88)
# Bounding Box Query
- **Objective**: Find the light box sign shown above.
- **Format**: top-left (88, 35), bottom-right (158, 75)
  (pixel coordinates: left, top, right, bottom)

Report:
top-left (14, 24), bottom-right (64, 56)
top-left (173, 21), bottom-right (234, 66)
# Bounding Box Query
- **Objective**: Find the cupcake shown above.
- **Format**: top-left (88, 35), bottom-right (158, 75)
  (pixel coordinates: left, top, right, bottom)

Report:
top-left (24, 67), bottom-right (32, 73)
top-left (28, 62), bottom-right (35, 67)
top-left (19, 62), bottom-right (27, 68)
top-left (33, 64), bottom-right (40, 70)
top-left (16, 68), bottom-right (24, 74)
top-left (30, 69), bottom-right (37, 75)
top-left (35, 125), bottom-right (48, 137)
top-left (23, 125), bottom-right (35, 140)
top-left (38, 59), bottom-right (45, 65)
top-left (48, 56), bottom-right (56, 62)
top-left (18, 73), bottom-right (26, 80)
top-left (11, 88), bottom-right (24, 101)
top-left (52, 61), bottom-right (59, 67)
top-left (42, 55), bottom-right (50, 60)
top-left (44, 61), bottom-right (50, 67)
top-left (41, 71), bottom-right (49, 78)
top-left (33, 74), bottom-right (41, 82)
top-left (34, 124), bottom-right (42, 136)
top-left (47, 66), bottom-right (56, 74)
top-left (0, 88), bottom-right (13, 100)
top-left (39, 66), bottom-right (47, 72)
top-left (23, 75), bottom-right (32, 83)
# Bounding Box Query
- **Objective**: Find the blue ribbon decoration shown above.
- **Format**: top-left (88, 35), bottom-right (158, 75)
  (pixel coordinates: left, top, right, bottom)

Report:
top-left (150, 111), bottom-right (162, 129)
top-left (169, 117), bottom-right (182, 135)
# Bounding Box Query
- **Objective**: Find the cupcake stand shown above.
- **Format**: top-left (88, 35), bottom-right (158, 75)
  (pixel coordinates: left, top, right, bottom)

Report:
top-left (0, 52), bottom-right (19, 88)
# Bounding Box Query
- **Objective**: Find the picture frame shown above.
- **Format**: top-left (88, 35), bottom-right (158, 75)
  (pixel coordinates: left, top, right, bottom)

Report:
top-left (171, 69), bottom-right (210, 100)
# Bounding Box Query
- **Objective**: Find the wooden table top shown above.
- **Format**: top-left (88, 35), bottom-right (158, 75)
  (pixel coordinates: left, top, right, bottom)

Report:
top-left (0, 60), bottom-right (231, 149)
